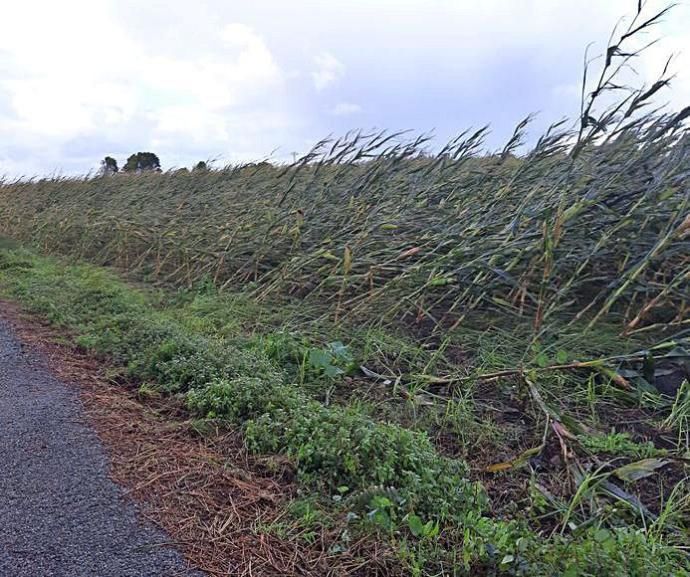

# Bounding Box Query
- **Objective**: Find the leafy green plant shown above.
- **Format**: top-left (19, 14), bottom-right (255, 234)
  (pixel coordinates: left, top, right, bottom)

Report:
top-left (406, 514), bottom-right (439, 540)
top-left (367, 495), bottom-right (397, 534)
top-left (303, 340), bottom-right (355, 380)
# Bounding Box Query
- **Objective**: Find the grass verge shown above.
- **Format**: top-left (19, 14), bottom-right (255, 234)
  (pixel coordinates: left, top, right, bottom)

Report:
top-left (1, 245), bottom-right (688, 576)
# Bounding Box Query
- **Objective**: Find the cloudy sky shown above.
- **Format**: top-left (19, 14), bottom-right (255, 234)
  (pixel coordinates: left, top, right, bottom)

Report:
top-left (0, 0), bottom-right (688, 176)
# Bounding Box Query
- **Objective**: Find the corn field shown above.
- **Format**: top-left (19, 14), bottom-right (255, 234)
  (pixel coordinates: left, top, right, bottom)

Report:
top-left (1, 113), bottom-right (688, 335)
top-left (1, 3), bottom-right (689, 337)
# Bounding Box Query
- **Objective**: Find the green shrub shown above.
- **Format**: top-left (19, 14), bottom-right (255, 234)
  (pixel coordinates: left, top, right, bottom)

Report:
top-left (521, 527), bottom-right (690, 576)
top-left (187, 377), bottom-right (484, 522)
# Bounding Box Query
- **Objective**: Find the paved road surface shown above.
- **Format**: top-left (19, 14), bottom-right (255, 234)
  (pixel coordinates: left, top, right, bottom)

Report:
top-left (0, 317), bottom-right (202, 577)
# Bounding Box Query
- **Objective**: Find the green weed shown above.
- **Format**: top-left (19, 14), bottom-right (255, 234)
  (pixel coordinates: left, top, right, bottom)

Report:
top-left (578, 431), bottom-right (666, 459)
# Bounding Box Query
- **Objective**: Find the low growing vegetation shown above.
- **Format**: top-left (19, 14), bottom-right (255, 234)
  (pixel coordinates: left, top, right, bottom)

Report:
top-left (0, 247), bottom-right (688, 575)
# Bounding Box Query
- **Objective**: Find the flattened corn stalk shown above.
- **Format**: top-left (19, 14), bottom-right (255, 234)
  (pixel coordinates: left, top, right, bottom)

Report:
top-left (1, 3), bottom-right (688, 334)
top-left (0, 116), bottom-right (688, 335)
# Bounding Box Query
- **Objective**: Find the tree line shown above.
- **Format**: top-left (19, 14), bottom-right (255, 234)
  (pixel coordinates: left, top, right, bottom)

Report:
top-left (101, 153), bottom-right (208, 175)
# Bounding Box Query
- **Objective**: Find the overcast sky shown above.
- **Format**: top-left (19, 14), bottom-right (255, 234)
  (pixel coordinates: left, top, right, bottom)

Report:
top-left (1, 0), bottom-right (688, 176)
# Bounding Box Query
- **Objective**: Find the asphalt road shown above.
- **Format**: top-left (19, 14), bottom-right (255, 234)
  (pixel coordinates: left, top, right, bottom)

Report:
top-left (0, 317), bottom-right (202, 577)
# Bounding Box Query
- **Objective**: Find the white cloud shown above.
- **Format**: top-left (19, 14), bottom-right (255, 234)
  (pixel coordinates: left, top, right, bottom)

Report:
top-left (312, 52), bottom-right (345, 91)
top-left (331, 102), bottom-right (362, 116)
top-left (0, 2), bottom-right (292, 174)
top-left (147, 23), bottom-right (282, 111)
top-left (0, 2), bottom-right (139, 138)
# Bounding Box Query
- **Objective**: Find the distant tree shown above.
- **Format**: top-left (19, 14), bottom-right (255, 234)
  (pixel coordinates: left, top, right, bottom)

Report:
top-left (140, 152), bottom-right (161, 171)
top-left (123, 152), bottom-right (161, 173)
top-left (100, 156), bottom-right (118, 175)
top-left (193, 161), bottom-right (208, 171)
top-left (123, 154), bottom-right (138, 172)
